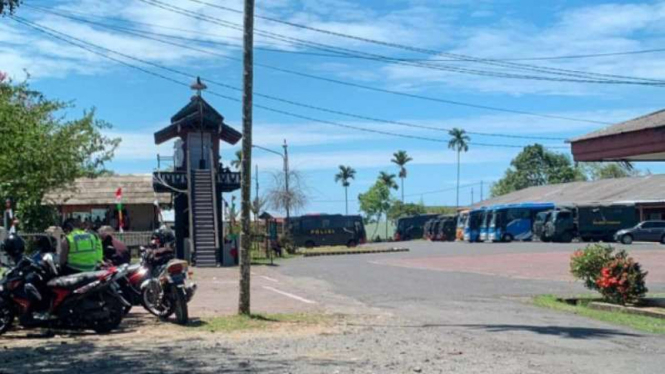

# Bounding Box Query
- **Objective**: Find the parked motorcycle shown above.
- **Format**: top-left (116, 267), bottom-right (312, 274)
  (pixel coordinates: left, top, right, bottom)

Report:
top-left (117, 246), bottom-right (195, 325)
top-left (0, 254), bottom-right (129, 335)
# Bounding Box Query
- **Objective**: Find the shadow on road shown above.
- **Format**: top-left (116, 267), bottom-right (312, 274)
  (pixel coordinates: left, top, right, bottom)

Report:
top-left (457, 324), bottom-right (641, 339)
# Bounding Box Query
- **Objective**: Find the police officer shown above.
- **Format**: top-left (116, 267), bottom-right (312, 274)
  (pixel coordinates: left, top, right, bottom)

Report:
top-left (59, 218), bottom-right (103, 274)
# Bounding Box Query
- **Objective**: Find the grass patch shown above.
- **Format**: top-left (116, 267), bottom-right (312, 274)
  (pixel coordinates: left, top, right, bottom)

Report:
top-left (534, 295), bottom-right (665, 334)
top-left (189, 313), bottom-right (329, 333)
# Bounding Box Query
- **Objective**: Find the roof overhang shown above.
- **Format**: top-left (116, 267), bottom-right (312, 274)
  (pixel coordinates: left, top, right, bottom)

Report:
top-left (571, 126), bottom-right (665, 162)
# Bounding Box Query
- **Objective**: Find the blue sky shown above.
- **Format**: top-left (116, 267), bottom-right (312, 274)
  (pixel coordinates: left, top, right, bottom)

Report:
top-left (4, 0), bottom-right (665, 215)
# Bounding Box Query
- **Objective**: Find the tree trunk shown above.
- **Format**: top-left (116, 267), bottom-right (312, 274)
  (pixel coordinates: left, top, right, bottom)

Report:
top-left (344, 186), bottom-right (348, 215)
top-left (401, 177), bottom-right (404, 203)
top-left (385, 212), bottom-right (389, 240)
top-left (239, 0), bottom-right (255, 316)
top-left (456, 150), bottom-right (461, 209)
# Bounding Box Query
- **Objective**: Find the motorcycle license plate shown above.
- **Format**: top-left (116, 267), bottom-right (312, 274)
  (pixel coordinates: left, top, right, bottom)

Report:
top-left (170, 273), bottom-right (185, 284)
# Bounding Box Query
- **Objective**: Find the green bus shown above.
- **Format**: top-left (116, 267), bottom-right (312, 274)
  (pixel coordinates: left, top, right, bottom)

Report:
top-left (289, 214), bottom-right (366, 248)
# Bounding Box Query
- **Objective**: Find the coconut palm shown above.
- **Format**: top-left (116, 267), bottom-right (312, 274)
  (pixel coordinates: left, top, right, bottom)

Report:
top-left (378, 171), bottom-right (398, 191)
top-left (334, 165), bottom-right (356, 215)
top-left (391, 150), bottom-right (413, 202)
top-left (231, 150), bottom-right (242, 170)
top-left (448, 128), bottom-right (470, 209)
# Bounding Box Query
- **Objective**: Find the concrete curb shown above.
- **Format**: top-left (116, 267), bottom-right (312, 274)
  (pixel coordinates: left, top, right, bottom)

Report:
top-left (588, 301), bottom-right (665, 320)
top-left (302, 248), bottom-right (410, 257)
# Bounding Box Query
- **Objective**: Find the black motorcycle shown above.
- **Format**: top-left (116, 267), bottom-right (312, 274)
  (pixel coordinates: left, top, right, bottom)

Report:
top-left (0, 254), bottom-right (129, 335)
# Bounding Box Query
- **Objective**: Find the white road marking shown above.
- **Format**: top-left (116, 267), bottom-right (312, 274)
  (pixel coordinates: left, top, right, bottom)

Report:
top-left (260, 275), bottom-right (279, 283)
top-left (262, 286), bottom-right (317, 304)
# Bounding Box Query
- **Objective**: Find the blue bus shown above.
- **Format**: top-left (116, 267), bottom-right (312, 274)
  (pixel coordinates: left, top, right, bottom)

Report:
top-left (488, 203), bottom-right (554, 242)
top-left (479, 209), bottom-right (494, 242)
top-left (464, 208), bottom-right (485, 242)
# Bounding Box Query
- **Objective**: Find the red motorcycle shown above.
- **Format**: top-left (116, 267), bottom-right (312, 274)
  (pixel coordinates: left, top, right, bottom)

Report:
top-left (0, 254), bottom-right (129, 335)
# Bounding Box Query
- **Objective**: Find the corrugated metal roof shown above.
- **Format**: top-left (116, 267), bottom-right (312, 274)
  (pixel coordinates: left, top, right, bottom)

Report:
top-left (570, 109), bottom-right (665, 142)
top-left (477, 174), bottom-right (665, 207)
top-left (44, 175), bottom-right (170, 206)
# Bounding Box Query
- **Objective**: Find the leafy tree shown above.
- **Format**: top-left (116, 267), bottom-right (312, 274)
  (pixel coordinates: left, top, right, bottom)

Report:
top-left (448, 128), bottom-right (470, 209)
top-left (378, 171), bottom-right (398, 191)
top-left (0, 0), bottom-right (21, 15)
top-left (0, 78), bottom-right (120, 231)
top-left (582, 162), bottom-right (639, 181)
top-left (231, 149), bottom-right (242, 170)
top-left (491, 144), bottom-right (586, 197)
top-left (358, 181), bottom-right (393, 239)
top-left (387, 201), bottom-right (425, 221)
top-left (391, 150), bottom-right (413, 202)
top-left (334, 165), bottom-right (356, 215)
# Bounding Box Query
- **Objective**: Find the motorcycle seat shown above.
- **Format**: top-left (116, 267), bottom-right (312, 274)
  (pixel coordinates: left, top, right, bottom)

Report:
top-left (127, 263), bottom-right (142, 273)
top-left (47, 271), bottom-right (107, 289)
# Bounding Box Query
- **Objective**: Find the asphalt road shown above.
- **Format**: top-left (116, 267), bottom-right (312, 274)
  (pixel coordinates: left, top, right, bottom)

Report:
top-left (276, 241), bottom-right (665, 373)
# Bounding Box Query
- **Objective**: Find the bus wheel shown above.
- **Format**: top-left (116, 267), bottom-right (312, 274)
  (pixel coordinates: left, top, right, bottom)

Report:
top-left (347, 240), bottom-right (357, 248)
top-left (502, 234), bottom-right (514, 243)
top-left (305, 241), bottom-right (316, 249)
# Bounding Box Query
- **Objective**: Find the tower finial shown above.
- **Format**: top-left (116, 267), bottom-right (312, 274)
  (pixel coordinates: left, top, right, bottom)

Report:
top-left (190, 76), bottom-right (207, 97)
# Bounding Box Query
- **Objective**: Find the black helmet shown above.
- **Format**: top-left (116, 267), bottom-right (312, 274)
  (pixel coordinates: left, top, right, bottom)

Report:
top-left (62, 218), bottom-right (79, 233)
top-left (161, 229), bottom-right (175, 245)
top-left (2, 234), bottom-right (25, 260)
top-left (150, 229), bottom-right (165, 247)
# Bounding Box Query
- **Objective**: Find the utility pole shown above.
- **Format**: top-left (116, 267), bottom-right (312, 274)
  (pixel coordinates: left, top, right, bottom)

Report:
top-left (239, 0), bottom-right (254, 316)
top-left (480, 181), bottom-right (484, 202)
top-left (283, 139), bottom-right (290, 224)
top-left (471, 188), bottom-right (474, 206)
top-left (255, 164), bottom-right (259, 206)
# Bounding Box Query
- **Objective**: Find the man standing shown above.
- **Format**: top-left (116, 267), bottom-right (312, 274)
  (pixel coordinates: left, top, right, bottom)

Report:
top-left (3, 199), bottom-right (16, 234)
top-left (59, 218), bottom-right (103, 274)
top-left (98, 226), bottom-right (130, 266)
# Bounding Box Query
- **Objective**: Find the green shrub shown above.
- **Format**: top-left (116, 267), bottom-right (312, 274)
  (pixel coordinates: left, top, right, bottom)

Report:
top-left (570, 244), bottom-right (648, 305)
top-left (569, 244), bottom-right (614, 291)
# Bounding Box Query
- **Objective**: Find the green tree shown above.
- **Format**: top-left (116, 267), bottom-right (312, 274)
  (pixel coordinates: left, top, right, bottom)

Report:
top-left (387, 201), bottom-right (426, 221)
top-left (582, 162), bottom-right (639, 181)
top-left (334, 165), bottom-right (356, 215)
top-left (448, 128), bottom-right (470, 209)
top-left (231, 149), bottom-right (242, 170)
top-left (0, 78), bottom-right (120, 231)
top-left (0, 0), bottom-right (21, 15)
top-left (378, 171), bottom-right (398, 191)
top-left (358, 181), bottom-right (393, 239)
top-left (491, 144), bottom-right (586, 197)
top-left (391, 150), bottom-right (413, 202)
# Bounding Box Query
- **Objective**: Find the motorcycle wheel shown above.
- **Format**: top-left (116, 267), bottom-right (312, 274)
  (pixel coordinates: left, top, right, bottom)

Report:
top-left (174, 287), bottom-right (189, 325)
top-left (93, 297), bottom-right (124, 334)
top-left (0, 301), bottom-right (15, 335)
top-left (142, 283), bottom-right (174, 318)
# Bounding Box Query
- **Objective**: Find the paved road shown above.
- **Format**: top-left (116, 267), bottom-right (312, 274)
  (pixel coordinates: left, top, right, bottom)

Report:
top-left (276, 241), bottom-right (665, 373)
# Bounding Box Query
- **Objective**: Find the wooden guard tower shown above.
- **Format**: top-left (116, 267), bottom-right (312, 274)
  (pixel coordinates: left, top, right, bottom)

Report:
top-left (152, 78), bottom-right (242, 267)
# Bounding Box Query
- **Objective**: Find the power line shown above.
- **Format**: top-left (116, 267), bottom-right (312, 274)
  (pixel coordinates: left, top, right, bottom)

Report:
top-left (28, 5), bottom-right (613, 127)
top-left (28, 4), bottom-right (665, 64)
top-left (184, 0), bottom-right (665, 85)
top-left (138, 0), bottom-right (664, 86)
top-left (12, 16), bottom-right (568, 151)
top-left (28, 6), bottom-right (568, 142)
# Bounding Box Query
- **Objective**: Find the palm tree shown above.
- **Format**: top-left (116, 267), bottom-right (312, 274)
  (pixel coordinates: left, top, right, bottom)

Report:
top-left (231, 150), bottom-right (242, 170)
top-left (378, 171), bottom-right (398, 240)
top-left (334, 165), bottom-right (356, 215)
top-left (391, 150), bottom-right (413, 202)
top-left (448, 128), bottom-right (470, 209)
top-left (378, 171), bottom-right (398, 191)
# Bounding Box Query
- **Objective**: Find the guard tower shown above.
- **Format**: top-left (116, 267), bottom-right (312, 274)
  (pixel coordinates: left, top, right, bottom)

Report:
top-left (153, 78), bottom-right (242, 267)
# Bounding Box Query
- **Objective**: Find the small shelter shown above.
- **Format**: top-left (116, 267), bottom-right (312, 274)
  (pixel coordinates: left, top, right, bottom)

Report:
top-left (45, 175), bottom-right (169, 231)
top-left (152, 78), bottom-right (242, 266)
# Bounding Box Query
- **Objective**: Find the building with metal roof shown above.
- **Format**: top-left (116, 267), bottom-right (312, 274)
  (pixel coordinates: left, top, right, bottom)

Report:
top-left (44, 175), bottom-right (170, 231)
top-left (477, 175), bottom-right (665, 221)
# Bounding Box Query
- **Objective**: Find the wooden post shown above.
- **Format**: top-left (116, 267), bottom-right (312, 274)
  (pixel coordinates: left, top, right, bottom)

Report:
top-left (238, 0), bottom-right (255, 315)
